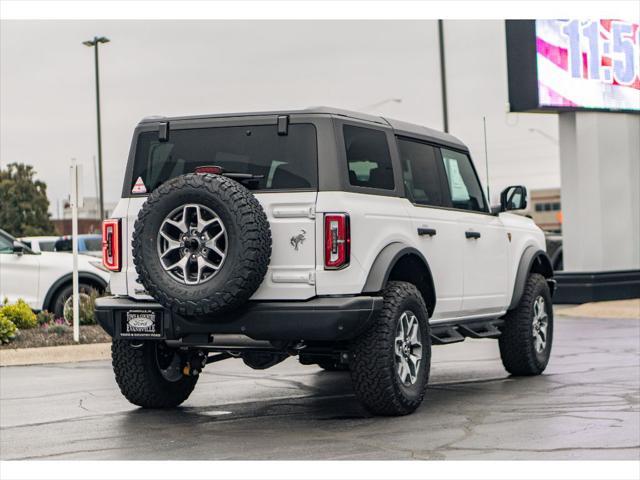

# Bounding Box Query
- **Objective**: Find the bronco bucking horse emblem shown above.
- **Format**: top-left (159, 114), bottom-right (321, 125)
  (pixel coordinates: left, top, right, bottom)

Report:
top-left (290, 229), bottom-right (306, 251)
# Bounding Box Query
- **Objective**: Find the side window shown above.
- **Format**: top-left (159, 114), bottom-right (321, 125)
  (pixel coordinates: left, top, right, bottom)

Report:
top-left (440, 148), bottom-right (487, 212)
top-left (344, 125), bottom-right (394, 190)
top-left (0, 234), bottom-right (14, 254)
top-left (397, 138), bottom-right (446, 207)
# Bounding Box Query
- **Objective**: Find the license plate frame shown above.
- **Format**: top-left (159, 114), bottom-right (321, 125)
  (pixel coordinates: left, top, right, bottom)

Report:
top-left (120, 310), bottom-right (163, 338)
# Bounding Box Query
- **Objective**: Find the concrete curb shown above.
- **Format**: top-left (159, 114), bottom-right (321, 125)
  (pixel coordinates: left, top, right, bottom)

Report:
top-left (556, 299), bottom-right (640, 319)
top-left (0, 343), bottom-right (111, 367)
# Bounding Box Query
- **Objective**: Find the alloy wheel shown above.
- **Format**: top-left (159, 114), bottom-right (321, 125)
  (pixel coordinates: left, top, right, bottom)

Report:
top-left (394, 310), bottom-right (423, 386)
top-left (532, 295), bottom-right (549, 353)
top-left (157, 204), bottom-right (227, 285)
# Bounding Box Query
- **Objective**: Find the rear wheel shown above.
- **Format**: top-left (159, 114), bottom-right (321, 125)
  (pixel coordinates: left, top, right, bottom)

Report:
top-left (350, 281), bottom-right (431, 416)
top-left (111, 340), bottom-right (199, 408)
top-left (499, 273), bottom-right (553, 375)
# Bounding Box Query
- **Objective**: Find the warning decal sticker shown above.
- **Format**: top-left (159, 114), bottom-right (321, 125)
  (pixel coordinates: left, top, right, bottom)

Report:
top-left (132, 176), bottom-right (147, 194)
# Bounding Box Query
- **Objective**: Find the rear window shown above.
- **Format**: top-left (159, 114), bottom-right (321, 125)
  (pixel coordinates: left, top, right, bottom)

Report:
top-left (130, 124), bottom-right (317, 193)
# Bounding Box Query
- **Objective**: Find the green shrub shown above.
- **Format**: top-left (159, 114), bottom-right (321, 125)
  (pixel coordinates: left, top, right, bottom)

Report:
top-left (63, 289), bottom-right (99, 325)
top-left (37, 310), bottom-right (56, 326)
top-left (44, 322), bottom-right (71, 336)
top-left (1, 299), bottom-right (37, 329)
top-left (0, 312), bottom-right (18, 344)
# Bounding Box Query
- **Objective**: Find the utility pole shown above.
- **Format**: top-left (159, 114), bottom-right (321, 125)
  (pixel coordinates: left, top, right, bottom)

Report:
top-left (437, 20), bottom-right (449, 133)
top-left (83, 36), bottom-right (110, 220)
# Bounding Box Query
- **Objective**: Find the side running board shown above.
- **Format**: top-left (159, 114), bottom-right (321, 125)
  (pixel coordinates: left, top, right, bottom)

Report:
top-left (430, 319), bottom-right (504, 345)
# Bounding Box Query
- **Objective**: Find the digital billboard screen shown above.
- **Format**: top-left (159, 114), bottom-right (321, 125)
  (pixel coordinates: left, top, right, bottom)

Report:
top-left (506, 20), bottom-right (640, 113)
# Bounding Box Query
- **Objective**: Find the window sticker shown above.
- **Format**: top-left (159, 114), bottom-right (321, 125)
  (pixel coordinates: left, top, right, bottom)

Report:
top-left (445, 159), bottom-right (470, 201)
top-left (132, 176), bottom-right (147, 194)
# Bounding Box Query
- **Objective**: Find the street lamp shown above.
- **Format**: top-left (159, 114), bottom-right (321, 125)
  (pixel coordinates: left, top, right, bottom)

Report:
top-left (359, 98), bottom-right (402, 112)
top-left (528, 128), bottom-right (559, 145)
top-left (83, 36), bottom-right (110, 221)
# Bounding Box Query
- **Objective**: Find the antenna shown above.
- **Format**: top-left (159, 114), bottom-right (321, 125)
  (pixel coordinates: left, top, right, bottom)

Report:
top-left (483, 116), bottom-right (491, 204)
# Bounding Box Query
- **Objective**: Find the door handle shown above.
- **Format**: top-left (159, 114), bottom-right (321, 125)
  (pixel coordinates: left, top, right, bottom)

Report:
top-left (417, 227), bottom-right (437, 237)
top-left (465, 231), bottom-right (481, 239)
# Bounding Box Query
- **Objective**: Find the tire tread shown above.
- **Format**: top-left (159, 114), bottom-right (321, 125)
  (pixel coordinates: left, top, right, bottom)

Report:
top-left (111, 340), bottom-right (198, 408)
top-left (350, 281), bottom-right (431, 416)
top-left (499, 273), bottom-right (552, 376)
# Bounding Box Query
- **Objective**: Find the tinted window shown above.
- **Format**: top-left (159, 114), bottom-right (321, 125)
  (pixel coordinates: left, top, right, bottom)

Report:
top-left (131, 124), bottom-right (317, 193)
top-left (344, 125), bottom-right (394, 190)
top-left (0, 233), bottom-right (12, 254)
top-left (39, 241), bottom-right (56, 252)
top-left (397, 138), bottom-right (445, 207)
top-left (54, 238), bottom-right (71, 252)
top-left (83, 237), bottom-right (103, 251)
top-left (440, 148), bottom-right (487, 212)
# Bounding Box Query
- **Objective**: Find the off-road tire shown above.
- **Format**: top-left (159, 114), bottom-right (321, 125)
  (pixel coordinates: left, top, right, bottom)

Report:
top-left (111, 340), bottom-right (198, 408)
top-left (132, 173), bottom-right (271, 316)
top-left (499, 273), bottom-right (553, 375)
top-left (350, 281), bottom-right (431, 416)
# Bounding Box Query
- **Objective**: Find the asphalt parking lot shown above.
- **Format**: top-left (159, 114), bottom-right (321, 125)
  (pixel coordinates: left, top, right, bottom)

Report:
top-left (1, 315), bottom-right (638, 461)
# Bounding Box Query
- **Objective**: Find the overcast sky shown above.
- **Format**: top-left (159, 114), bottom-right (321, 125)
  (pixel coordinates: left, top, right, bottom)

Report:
top-left (1, 20), bottom-right (560, 215)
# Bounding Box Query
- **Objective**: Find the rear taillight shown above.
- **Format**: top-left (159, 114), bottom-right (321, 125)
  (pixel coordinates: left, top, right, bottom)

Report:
top-left (102, 219), bottom-right (121, 272)
top-left (324, 213), bottom-right (350, 269)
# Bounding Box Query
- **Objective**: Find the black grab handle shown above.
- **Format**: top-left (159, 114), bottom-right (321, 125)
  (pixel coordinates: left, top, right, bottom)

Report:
top-left (465, 231), bottom-right (481, 239)
top-left (417, 227), bottom-right (437, 237)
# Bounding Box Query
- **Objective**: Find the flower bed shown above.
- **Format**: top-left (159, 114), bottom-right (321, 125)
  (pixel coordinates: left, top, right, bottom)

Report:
top-left (0, 324), bottom-right (110, 349)
top-left (1, 294), bottom-right (109, 348)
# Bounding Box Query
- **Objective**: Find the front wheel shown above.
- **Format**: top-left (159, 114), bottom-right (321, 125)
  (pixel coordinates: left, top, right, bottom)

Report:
top-left (350, 281), bottom-right (431, 416)
top-left (499, 273), bottom-right (553, 376)
top-left (112, 340), bottom-right (199, 408)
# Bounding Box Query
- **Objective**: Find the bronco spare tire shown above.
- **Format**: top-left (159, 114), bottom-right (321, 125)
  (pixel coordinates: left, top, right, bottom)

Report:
top-left (132, 173), bottom-right (272, 316)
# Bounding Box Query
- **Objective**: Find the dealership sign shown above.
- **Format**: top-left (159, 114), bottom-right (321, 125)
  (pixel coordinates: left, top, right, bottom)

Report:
top-left (506, 20), bottom-right (640, 113)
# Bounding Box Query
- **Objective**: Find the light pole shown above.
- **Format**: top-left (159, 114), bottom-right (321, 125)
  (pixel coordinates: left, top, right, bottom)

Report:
top-left (359, 98), bottom-right (402, 112)
top-left (438, 20), bottom-right (449, 133)
top-left (83, 36), bottom-right (110, 220)
top-left (528, 128), bottom-right (559, 145)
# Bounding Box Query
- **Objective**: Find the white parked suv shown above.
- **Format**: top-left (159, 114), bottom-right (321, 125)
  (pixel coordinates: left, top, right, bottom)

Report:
top-left (0, 229), bottom-right (110, 318)
top-left (96, 108), bottom-right (555, 416)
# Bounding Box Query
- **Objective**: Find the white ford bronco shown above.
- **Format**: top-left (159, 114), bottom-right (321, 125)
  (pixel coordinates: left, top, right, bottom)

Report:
top-left (96, 107), bottom-right (555, 416)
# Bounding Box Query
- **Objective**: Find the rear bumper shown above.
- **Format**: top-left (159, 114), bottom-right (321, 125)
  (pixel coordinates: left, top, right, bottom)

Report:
top-left (95, 295), bottom-right (383, 342)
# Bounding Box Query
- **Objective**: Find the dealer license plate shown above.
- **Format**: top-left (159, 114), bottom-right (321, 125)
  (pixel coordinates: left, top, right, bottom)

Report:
top-left (121, 310), bottom-right (162, 338)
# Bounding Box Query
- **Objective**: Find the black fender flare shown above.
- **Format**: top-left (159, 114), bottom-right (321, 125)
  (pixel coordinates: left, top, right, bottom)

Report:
top-left (508, 246), bottom-right (554, 310)
top-left (362, 242), bottom-right (436, 313)
top-left (42, 272), bottom-right (108, 311)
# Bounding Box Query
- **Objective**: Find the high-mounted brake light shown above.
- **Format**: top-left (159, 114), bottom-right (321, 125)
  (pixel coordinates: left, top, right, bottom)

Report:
top-left (324, 213), bottom-right (350, 269)
top-left (102, 219), bottom-right (121, 272)
top-left (195, 165), bottom-right (223, 175)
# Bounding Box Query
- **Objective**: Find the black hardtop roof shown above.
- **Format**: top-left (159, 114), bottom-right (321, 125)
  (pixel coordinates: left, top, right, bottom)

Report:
top-left (139, 106), bottom-right (467, 150)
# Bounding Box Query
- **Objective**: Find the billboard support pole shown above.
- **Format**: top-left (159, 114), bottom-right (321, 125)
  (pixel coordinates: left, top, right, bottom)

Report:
top-left (438, 19), bottom-right (449, 133)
